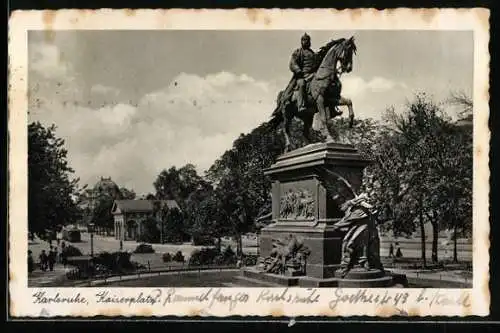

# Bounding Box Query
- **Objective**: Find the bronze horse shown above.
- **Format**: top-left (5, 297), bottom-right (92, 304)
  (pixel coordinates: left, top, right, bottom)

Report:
top-left (269, 37), bottom-right (357, 152)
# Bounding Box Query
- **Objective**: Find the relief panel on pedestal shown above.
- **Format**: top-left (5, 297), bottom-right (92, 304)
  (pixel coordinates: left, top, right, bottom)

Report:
top-left (278, 179), bottom-right (317, 222)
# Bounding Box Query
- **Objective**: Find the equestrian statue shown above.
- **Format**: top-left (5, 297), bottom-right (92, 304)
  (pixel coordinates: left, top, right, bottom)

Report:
top-left (268, 33), bottom-right (357, 152)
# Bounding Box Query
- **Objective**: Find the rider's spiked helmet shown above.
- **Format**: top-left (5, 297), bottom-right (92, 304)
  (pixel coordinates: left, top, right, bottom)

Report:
top-left (301, 33), bottom-right (311, 41)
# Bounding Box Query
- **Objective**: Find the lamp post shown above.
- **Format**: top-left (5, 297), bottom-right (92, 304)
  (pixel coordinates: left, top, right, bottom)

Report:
top-left (88, 223), bottom-right (95, 257)
top-left (160, 219), bottom-right (163, 245)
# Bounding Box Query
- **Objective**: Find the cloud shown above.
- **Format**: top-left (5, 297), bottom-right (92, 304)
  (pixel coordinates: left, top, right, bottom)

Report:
top-left (90, 84), bottom-right (121, 96)
top-left (338, 75), bottom-right (411, 119)
top-left (29, 59), bottom-right (413, 194)
top-left (28, 42), bottom-right (83, 112)
top-left (30, 42), bottom-right (71, 80)
top-left (138, 71), bottom-right (277, 137)
top-left (30, 71), bottom-right (279, 194)
top-left (342, 76), bottom-right (407, 97)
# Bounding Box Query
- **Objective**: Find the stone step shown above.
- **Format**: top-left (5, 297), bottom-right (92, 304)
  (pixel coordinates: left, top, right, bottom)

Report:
top-left (337, 275), bottom-right (394, 288)
top-left (234, 275), bottom-right (284, 287)
top-left (337, 268), bottom-right (386, 280)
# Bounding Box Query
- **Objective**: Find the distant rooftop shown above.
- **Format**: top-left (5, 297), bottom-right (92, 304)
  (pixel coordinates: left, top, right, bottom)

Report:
top-left (112, 199), bottom-right (180, 214)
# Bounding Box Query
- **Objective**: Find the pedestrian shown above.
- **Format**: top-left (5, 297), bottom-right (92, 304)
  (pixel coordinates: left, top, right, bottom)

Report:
top-left (28, 250), bottom-right (34, 274)
top-left (61, 250), bottom-right (67, 268)
top-left (54, 247), bottom-right (59, 265)
top-left (39, 250), bottom-right (48, 271)
top-left (48, 246), bottom-right (56, 271)
top-left (389, 243), bottom-right (394, 258)
top-left (396, 247), bottom-right (403, 258)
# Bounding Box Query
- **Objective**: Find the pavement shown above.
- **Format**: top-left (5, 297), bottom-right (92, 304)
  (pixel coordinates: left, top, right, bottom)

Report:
top-left (392, 269), bottom-right (472, 283)
top-left (28, 237), bottom-right (73, 287)
top-left (28, 266), bottom-right (74, 287)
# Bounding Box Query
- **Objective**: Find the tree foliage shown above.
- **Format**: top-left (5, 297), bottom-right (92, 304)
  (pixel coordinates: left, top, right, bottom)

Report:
top-left (154, 164), bottom-right (204, 210)
top-left (120, 187), bottom-right (136, 200)
top-left (156, 205), bottom-right (187, 243)
top-left (28, 122), bottom-right (81, 234)
top-left (138, 216), bottom-right (160, 243)
top-left (363, 93), bottom-right (472, 264)
top-left (447, 90), bottom-right (473, 118)
top-left (91, 195), bottom-right (115, 230)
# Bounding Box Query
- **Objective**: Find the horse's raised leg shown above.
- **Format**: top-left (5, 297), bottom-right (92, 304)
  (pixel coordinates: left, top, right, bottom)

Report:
top-left (338, 96), bottom-right (354, 128)
top-left (315, 95), bottom-right (334, 142)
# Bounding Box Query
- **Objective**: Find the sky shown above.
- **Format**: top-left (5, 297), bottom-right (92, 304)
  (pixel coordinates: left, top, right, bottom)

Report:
top-left (28, 30), bottom-right (473, 195)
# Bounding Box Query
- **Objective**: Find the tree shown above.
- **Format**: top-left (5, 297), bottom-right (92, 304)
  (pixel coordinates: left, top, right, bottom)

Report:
top-left (444, 92), bottom-right (473, 262)
top-left (363, 128), bottom-right (418, 234)
top-left (447, 90), bottom-right (473, 118)
top-left (328, 116), bottom-right (382, 159)
top-left (119, 187), bottom-right (136, 200)
top-left (145, 193), bottom-right (156, 200)
top-left (154, 164), bottom-right (204, 210)
top-left (153, 164), bottom-right (210, 242)
top-left (365, 93), bottom-right (473, 265)
top-left (91, 195), bottom-right (114, 231)
top-left (28, 122), bottom-right (81, 234)
top-left (161, 207), bottom-right (186, 243)
top-left (74, 185), bottom-right (94, 224)
top-left (189, 193), bottom-right (228, 248)
top-left (214, 172), bottom-right (254, 256)
top-left (382, 94), bottom-right (453, 263)
top-left (205, 123), bottom-right (283, 255)
top-left (138, 216), bottom-right (160, 243)
top-left (185, 181), bottom-right (224, 246)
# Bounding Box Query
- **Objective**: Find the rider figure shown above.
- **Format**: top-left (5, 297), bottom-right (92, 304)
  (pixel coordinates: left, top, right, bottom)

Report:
top-left (289, 33), bottom-right (317, 112)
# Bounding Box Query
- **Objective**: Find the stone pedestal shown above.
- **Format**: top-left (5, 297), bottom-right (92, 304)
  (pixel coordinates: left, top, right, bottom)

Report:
top-left (259, 142), bottom-right (371, 280)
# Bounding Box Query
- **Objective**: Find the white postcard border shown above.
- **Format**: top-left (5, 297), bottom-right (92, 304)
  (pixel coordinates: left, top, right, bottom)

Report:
top-left (8, 8), bottom-right (490, 317)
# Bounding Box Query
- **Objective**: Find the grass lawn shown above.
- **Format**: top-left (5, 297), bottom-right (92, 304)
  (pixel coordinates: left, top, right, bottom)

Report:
top-left (131, 253), bottom-right (187, 270)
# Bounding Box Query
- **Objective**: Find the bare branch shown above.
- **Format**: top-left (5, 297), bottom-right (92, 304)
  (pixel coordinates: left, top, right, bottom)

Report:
top-left (447, 90), bottom-right (473, 117)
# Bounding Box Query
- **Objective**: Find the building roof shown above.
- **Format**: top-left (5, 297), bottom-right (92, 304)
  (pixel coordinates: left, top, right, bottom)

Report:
top-left (112, 199), bottom-right (180, 214)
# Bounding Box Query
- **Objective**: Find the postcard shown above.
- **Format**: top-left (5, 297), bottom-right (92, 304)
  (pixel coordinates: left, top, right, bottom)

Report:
top-left (8, 8), bottom-right (490, 317)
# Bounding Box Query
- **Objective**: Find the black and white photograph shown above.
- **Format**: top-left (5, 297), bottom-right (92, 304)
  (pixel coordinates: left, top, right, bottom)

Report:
top-left (9, 9), bottom-right (490, 317)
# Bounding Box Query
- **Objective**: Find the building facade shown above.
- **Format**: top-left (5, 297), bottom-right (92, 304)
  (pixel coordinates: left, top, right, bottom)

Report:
top-left (111, 199), bottom-right (180, 241)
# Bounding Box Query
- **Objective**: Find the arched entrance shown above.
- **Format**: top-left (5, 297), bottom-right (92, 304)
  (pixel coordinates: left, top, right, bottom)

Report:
top-left (127, 220), bottom-right (138, 240)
